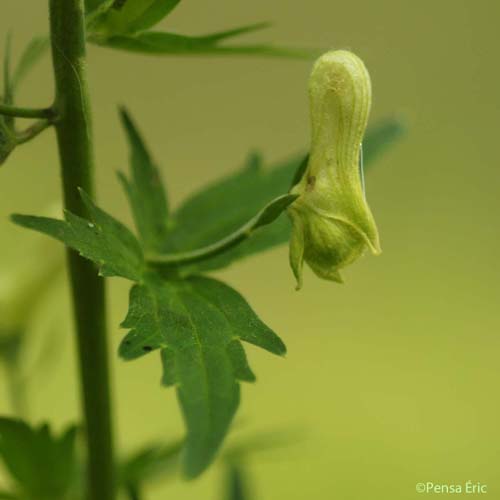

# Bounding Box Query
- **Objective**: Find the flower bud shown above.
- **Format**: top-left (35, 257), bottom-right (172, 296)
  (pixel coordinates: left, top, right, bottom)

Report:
top-left (288, 50), bottom-right (381, 289)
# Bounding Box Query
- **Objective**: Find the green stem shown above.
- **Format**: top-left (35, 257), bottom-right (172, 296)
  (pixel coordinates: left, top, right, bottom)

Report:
top-left (147, 222), bottom-right (255, 267)
top-left (0, 103), bottom-right (55, 119)
top-left (147, 194), bottom-right (297, 267)
top-left (48, 2), bottom-right (115, 500)
top-left (15, 119), bottom-right (53, 144)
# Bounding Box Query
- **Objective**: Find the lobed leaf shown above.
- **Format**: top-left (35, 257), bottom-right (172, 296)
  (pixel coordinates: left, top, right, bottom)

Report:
top-left (11, 189), bottom-right (144, 281)
top-left (0, 418), bottom-right (77, 500)
top-left (118, 107), bottom-right (170, 253)
top-left (119, 274), bottom-right (285, 477)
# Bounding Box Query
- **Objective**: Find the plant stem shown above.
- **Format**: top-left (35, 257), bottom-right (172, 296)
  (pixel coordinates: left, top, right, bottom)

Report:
top-left (0, 103), bottom-right (55, 119)
top-left (15, 119), bottom-right (53, 144)
top-left (147, 194), bottom-right (297, 267)
top-left (48, 2), bottom-right (116, 500)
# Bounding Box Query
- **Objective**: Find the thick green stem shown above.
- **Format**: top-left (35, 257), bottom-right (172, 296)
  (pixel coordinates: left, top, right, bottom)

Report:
top-left (48, 2), bottom-right (116, 500)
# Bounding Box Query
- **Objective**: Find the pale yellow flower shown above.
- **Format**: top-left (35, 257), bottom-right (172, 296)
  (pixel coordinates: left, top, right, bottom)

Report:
top-left (288, 50), bottom-right (381, 289)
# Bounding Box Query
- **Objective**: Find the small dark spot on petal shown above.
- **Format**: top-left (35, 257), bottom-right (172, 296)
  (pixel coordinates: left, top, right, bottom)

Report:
top-left (142, 345), bottom-right (153, 352)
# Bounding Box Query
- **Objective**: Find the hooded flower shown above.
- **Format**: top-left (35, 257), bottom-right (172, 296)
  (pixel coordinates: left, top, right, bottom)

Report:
top-left (288, 50), bottom-right (381, 289)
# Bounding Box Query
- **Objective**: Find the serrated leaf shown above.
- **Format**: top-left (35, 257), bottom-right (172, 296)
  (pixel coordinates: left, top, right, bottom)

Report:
top-left (118, 108), bottom-right (170, 253)
top-left (94, 0), bottom-right (182, 35)
top-left (163, 119), bottom-right (404, 272)
top-left (119, 274), bottom-right (285, 478)
top-left (91, 28), bottom-right (315, 58)
top-left (0, 418), bottom-right (77, 500)
top-left (11, 37), bottom-right (49, 91)
top-left (11, 190), bottom-right (144, 281)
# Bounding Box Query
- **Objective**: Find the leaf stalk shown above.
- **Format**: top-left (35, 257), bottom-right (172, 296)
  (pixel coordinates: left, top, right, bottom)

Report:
top-left (147, 194), bottom-right (298, 267)
top-left (0, 103), bottom-right (56, 120)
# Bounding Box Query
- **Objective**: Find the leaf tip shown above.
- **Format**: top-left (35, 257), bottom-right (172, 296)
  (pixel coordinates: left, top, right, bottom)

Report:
top-left (275, 339), bottom-right (287, 357)
top-left (118, 104), bottom-right (130, 122)
top-left (118, 105), bottom-right (136, 135)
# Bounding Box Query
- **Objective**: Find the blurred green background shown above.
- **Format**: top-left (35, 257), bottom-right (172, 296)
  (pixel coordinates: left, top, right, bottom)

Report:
top-left (1, 0), bottom-right (499, 498)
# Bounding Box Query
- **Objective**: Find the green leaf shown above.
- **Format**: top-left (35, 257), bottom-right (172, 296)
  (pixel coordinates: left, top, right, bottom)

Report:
top-left (0, 418), bottom-right (77, 500)
top-left (119, 439), bottom-right (182, 489)
top-left (89, 0), bottom-right (181, 36)
top-left (11, 37), bottom-right (49, 91)
top-left (162, 152), bottom-right (302, 261)
top-left (118, 107), bottom-right (170, 253)
top-left (11, 189), bottom-right (144, 281)
top-left (163, 118), bottom-right (404, 272)
top-left (119, 274), bottom-right (285, 478)
top-left (91, 27), bottom-right (315, 58)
